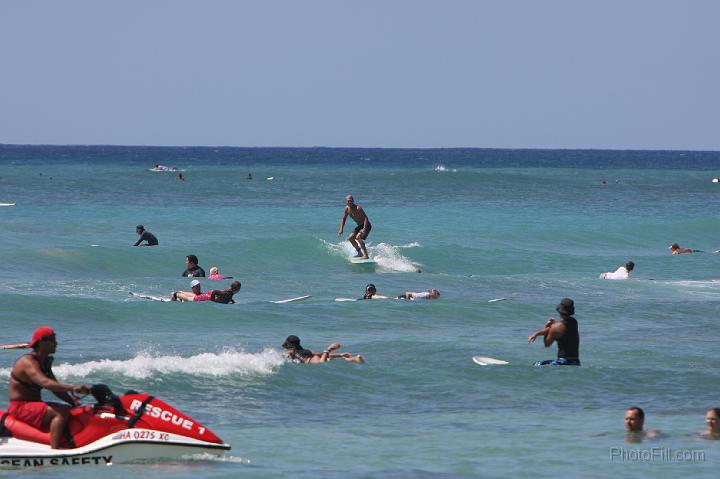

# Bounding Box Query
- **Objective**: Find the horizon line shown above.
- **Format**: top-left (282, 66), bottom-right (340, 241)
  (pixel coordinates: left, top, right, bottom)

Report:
top-left (1, 143), bottom-right (718, 153)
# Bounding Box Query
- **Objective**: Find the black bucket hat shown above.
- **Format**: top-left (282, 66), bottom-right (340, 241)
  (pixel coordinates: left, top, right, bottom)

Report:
top-left (282, 335), bottom-right (301, 349)
top-left (556, 298), bottom-right (575, 316)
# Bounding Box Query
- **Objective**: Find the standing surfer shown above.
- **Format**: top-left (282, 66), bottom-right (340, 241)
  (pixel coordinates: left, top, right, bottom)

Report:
top-left (338, 195), bottom-right (372, 259)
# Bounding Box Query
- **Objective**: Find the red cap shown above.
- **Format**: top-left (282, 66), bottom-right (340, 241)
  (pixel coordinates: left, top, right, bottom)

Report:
top-left (29, 326), bottom-right (56, 347)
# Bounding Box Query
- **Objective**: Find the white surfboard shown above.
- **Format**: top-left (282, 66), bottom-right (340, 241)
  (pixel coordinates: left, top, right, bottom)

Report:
top-left (335, 297), bottom-right (358, 302)
top-left (0, 203), bottom-right (16, 207)
top-left (129, 292), bottom-right (172, 302)
top-left (271, 295), bottom-right (312, 304)
top-left (472, 356), bottom-right (509, 366)
top-left (487, 298), bottom-right (506, 303)
top-left (349, 256), bottom-right (376, 265)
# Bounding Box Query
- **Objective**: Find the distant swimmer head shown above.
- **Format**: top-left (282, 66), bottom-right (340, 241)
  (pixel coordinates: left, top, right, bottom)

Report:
top-left (190, 279), bottom-right (201, 289)
top-left (430, 288), bottom-right (440, 296)
top-left (555, 298), bottom-right (575, 316)
top-left (345, 195), bottom-right (355, 205)
top-left (136, 224), bottom-right (144, 232)
top-left (209, 266), bottom-right (219, 275)
top-left (625, 261), bottom-right (635, 271)
top-left (282, 335), bottom-right (301, 349)
top-left (669, 243), bottom-right (679, 250)
top-left (365, 284), bottom-right (376, 294)
top-left (230, 281), bottom-right (241, 292)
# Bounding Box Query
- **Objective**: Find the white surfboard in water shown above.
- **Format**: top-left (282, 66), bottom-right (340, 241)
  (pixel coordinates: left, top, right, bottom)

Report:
top-left (129, 292), bottom-right (172, 302)
top-left (271, 295), bottom-right (312, 304)
top-left (472, 356), bottom-right (509, 366)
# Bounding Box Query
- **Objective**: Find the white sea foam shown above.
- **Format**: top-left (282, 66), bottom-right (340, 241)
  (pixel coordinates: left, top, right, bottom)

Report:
top-left (0, 349), bottom-right (286, 380)
top-left (322, 239), bottom-right (421, 273)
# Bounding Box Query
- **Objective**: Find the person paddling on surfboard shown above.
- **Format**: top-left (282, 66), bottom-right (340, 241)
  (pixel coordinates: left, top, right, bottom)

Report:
top-left (282, 335), bottom-right (365, 364)
top-left (338, 195), bottom-right (372, 259)
top-left (360, 284), bottom-right (388, 300)
top-left (172, 279), bottom-right (213, 302)
top-left (396, 289), bottom-right (440, 300)
top-left (8, 327), bottom-right (90, 449)
top-left (527, 298), bottom-right (580, 366)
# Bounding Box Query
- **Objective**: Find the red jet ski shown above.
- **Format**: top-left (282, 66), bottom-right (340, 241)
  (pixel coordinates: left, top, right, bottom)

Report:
top-left (0, 384), bottom-right (230, 468)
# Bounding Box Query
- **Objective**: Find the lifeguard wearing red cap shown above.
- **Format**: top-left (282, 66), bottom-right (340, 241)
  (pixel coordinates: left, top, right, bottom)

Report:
top-left (29, 326), bottom-right (56, 348)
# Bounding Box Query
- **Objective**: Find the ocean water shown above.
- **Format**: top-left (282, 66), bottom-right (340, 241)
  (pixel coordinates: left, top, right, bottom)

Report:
top-left (1, 145), bottom-right (719, 478)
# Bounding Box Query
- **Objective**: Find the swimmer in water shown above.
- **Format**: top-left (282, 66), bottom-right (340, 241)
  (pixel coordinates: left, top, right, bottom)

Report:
top-left (338, 195), bottom-right (372, 259)
top-left (669, 242), bottom-right (700, 254)
top-left (600, 260), bottom-right (634, 280)
top-left (396, 289), bottom-right (440, 300)
top-left (528, 298), bottom-right (580, 366)
top-left (360, 284), bottom-right (388, 300)
top-left (624, 406), bottom-right (662, 443)
top-left (181, 254), bottom-right (205, 277)
top-left (282, 335), bottom-right (365, 364)
top-left (702, 407), bottom-right (720, 439)
top-left (172, 279), bottom-right (212, 302)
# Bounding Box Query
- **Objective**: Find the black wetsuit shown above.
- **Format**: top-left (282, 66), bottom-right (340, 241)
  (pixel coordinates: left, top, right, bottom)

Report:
top-left (290, 348), bottom-right (314, 363)
top-left (211, 290), bottom-right (235, 304)
top-left (181, 265), bottom-right (206, 277)
top-left (556, 317), bottom-right (580, 364)
top-left (134, 231), bottom-right (158, 246)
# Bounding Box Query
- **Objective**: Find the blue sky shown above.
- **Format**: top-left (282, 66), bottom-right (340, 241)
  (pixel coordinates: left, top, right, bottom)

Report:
top-left (1, 1), bottom-right (718, 149)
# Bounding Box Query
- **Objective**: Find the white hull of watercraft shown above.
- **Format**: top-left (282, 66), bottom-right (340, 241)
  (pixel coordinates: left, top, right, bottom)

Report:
top-left (0, 428), bottom-right (230, 468)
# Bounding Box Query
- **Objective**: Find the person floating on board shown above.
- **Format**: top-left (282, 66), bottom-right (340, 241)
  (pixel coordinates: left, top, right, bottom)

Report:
top-left (360, 283), bottom-right (388, 300)
top-left (7, 327), bottom-right (90, 449)
top-left (172, 279), bottom-right (212, 302)
top-left (178, 173), bottom-right (184, 182)
top-left (282, 335), bottom-right (365, 364)
top-left (133, 224), bottom-right (158, 246)
top-left (703, 407), bottom-right (720, 439)
top-left (181, 254), bottom-right (205, 277)
top-left (528, 298), bottom-right (580, 366)
top-left (669, 242), bottom-right (700, 254)
top-left (624, 406), bottom-right (662, 443)
top-left (600, 260), bottom-right (634, 280)
top-left (210, 281), bottom-right (241, 304)
top-left (338, 195), bottom-right (372, 259)
top-left (396, 289), bottom-right (440, 300)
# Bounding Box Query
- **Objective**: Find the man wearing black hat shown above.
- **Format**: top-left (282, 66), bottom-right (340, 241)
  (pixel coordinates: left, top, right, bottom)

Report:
top-left (527, 298), bottom-right (580, 366)
top-left (133, 224), bottom-right (158, 246)
top-left (282, 335), bottom-right (365, 364)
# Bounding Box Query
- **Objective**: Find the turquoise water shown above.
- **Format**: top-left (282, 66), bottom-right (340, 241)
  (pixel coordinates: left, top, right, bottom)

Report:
top-left (1, 146), bottom-right (719, 478)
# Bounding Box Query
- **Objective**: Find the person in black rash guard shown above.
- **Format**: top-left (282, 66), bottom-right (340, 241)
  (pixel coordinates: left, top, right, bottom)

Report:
top-left (181, 254), bottom-right (205, 277)
top-left (133, 225), bottom-right (158, 246)
top-left (210, 281), bottom-right (241, 304)
top-left (281, 335), bottom-right (365, 364)
top-left (527, 298), bottom-right (580, 366)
